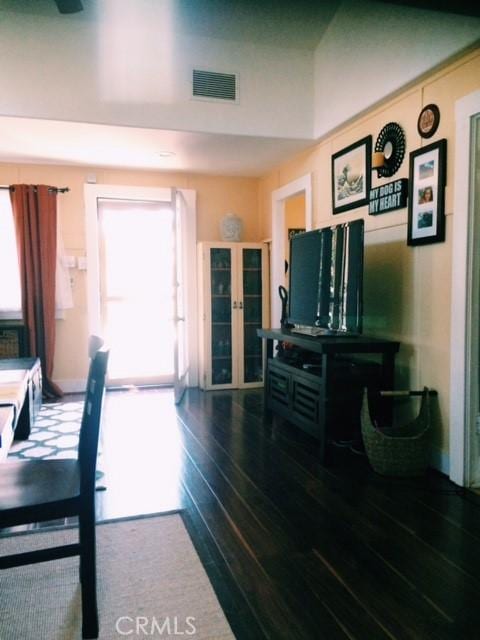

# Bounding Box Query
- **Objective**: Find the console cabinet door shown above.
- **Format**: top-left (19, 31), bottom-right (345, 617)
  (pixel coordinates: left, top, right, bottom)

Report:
top-left (198, 242), bottom-right (267, 390)
top-left (205, 245), bottom-right (237, 388)
top-left (237, 246), bottom-right (267, 386)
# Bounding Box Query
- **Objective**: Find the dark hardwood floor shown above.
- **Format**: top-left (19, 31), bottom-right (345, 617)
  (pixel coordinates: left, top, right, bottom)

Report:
top-left (4, 386), bottom-right (480, 639)
top-left (136, 386), bottom-right (480, 640)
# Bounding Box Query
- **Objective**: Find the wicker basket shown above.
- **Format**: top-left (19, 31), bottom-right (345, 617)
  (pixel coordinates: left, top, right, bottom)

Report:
top-left (360, 388), bottom-right (431, 477)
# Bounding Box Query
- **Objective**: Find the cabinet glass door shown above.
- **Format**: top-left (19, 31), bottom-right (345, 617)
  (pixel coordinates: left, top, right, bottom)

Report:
top-left (242, 248), bottom-right (263, 383)
top-left (210, 248), bottom-right (233, 385)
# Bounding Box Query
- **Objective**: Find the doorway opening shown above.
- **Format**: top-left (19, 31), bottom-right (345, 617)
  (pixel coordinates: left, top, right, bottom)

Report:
top-left (271, 174), bottom-right (312, 328)
top-left (84, 184), bottom-right (198, 397)
top-left (98, 198), bottom-right (174, 387)
top-left (284, 193), bottom-right (307, 287)
top-left (450, 89), bottom-right (480, 488)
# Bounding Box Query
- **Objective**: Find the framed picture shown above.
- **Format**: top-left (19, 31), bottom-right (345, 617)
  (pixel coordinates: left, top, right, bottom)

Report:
top-left (417, 104), bottom-right (440, 139)
top-left (407, 139), bottom-right (447, 246)
top-left (332, 135), bottom-right (372, 214)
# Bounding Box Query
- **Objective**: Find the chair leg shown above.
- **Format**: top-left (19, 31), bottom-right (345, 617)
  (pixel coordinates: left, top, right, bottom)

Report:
top-left (79, 505), bottom-right (99, 639)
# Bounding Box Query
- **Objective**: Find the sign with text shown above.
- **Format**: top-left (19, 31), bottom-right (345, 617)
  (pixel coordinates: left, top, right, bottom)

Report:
top-left (369, 178), bottom-right (408, 215)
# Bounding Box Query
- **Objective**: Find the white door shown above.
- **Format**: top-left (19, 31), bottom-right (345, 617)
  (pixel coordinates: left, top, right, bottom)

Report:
top-left (469, 114), bottom-right (480, 487)
top-left (173, 190), bottom-right (189, 404)
top-left (450, 91), bottom-right (480, 488)
top-left (98, 198), bottom-right (175, 387)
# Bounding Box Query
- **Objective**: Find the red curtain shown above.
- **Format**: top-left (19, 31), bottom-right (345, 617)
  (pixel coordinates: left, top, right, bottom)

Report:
top-left (10, 184), bottom-right (63, 398)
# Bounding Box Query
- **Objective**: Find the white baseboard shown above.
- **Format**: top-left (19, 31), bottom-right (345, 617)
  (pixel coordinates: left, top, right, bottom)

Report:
top-left (55, 379), bottom-right (87, 394)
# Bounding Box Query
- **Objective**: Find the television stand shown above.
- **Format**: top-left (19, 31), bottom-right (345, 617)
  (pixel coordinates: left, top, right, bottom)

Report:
top-left (257, 328), bottom-right (400, 462)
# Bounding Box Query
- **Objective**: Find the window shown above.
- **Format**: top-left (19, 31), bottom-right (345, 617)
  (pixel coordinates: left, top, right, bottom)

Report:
top-left (0, 190), bottom-right (22, 318)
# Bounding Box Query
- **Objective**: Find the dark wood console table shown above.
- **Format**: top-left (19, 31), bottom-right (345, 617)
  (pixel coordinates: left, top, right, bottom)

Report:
top-left (257, 328), bottom-right (400, 461)
top-left (0, 357), bottom-right (42, 441)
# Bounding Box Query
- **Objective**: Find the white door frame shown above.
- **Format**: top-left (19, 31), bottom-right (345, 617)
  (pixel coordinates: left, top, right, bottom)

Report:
top-left (449, 89), bottom-right (480, 486)
top-left (84, 183), bottom-right (198, 387)
top-left (271, 174), bottom-right (313, 328)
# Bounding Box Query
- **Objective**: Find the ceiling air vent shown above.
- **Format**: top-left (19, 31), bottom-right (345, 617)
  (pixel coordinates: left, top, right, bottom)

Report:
top-left (192, 69), bottom-right (237, 102)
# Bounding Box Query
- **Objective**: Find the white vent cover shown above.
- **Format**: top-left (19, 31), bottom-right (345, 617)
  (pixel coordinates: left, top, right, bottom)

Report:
top-left (192, 69), bottom-right (237, 102)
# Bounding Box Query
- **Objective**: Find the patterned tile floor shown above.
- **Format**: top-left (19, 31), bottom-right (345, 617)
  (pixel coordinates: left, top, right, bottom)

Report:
top-left (8, 399), bottom-right (105, 486)
top-left (9, 400), bottom-right (84, 460)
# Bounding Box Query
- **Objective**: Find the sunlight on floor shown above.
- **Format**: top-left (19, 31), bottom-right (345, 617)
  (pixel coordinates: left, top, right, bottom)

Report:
top-left (97, 387), bottom-right (185, 520)
top-left (105, 304), bottom-right (174, 378)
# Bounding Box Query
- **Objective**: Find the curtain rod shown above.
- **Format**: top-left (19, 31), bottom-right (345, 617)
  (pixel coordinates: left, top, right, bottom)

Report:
top-left (0, 185), bottom-right (70, 193)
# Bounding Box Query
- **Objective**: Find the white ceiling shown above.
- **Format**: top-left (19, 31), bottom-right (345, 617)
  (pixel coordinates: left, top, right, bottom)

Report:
top-left (0, 116), bottom-right (313, 177)
top-left (0, 0), bottom-right (336, 176)
top-left (2, 0), bottom-right (340, 49)
top-left (0, 0), bottom-right (478, 177)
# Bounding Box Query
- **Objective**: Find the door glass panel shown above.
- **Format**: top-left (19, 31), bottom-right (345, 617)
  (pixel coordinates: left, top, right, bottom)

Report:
top-left (99, 199), bottom-right (174, 385)
top-left (210, 248), bottom-right (232, 385)
top-left (242, 248), bottom-right (263, 383)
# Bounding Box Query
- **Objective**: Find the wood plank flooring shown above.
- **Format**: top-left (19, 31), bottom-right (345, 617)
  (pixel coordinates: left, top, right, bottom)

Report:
top-left (174, 388), bottom-right (480, 640)
top-left (4, 386), bottom-right (480, 639)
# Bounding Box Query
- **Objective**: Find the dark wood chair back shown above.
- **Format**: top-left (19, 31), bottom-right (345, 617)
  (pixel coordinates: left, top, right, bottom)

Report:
top-left (0, 343), bottom-right (109, 639)
top-left (78, 347), bottom-right (109, 497)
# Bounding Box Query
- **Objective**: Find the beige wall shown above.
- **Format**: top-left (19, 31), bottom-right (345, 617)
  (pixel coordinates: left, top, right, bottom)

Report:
top-left (2, 46), bottom-right (479, 465)
top-left (258, 48), bottom-right (480, 465)
top-left (284, 193), bottom-right (306, 271)
top-left (0, 163), bottom-right (260, 384)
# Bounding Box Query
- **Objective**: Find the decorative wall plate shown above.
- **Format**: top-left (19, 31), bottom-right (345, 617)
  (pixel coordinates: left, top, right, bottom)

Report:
top-left (374, 122), bottom-right (406, 178)
top-left (417, 104), bottom-right (440, 139)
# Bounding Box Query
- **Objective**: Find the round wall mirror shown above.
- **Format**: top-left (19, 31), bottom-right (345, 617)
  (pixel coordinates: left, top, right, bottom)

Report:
top-left (383, 141), bottom-right (393, 160)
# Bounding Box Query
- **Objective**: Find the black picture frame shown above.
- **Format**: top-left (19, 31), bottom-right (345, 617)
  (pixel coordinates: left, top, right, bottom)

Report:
top-left (407, 138), bottom-right (447, 246)
top-left (332, 135), bottom-right (372, 214)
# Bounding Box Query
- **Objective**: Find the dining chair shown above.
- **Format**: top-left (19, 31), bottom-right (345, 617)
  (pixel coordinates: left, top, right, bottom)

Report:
top-left (0, 345), bottom-right (109, 639)
top-left (88, 335), bottom-right (106, 489)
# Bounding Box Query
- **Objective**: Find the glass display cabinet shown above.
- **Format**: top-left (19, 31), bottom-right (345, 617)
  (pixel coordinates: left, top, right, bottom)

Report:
top-left (198, 242), bottom-right (268, 390)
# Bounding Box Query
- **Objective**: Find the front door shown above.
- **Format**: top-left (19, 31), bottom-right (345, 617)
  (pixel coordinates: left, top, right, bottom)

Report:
top-left (470, 114), bottom-right (480, 487)
top-left (98, 198), bottom-right (175, 387)
top-left (173, 190), bottom-right (189, 404)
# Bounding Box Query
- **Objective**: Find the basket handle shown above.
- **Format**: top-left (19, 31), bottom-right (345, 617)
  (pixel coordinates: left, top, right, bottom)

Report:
top-left (379, 389), bottom-right (437, 397)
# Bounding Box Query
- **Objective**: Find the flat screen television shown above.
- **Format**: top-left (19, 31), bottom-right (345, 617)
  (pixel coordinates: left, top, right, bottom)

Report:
top-left (287, 218), bottom-right (364, 336)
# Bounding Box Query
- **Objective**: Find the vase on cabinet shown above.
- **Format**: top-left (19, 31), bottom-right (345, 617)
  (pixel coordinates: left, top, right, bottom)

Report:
top-left (220, 213), bottom-right (243, 242)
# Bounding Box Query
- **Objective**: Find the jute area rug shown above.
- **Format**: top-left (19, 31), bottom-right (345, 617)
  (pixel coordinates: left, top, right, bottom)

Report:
top-left (0, 514), bottom-right (235, 639)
